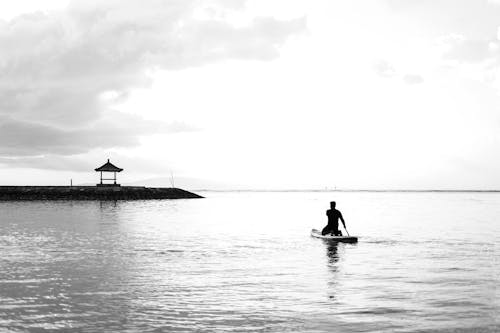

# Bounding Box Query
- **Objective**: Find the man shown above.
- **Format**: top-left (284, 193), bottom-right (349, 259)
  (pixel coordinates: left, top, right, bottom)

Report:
top-left (321, 201), bottom-right (346, 236)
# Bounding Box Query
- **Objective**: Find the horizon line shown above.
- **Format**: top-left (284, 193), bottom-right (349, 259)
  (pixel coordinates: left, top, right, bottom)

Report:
top-left (192, 188), bottom-right (500, 193)
top-left (3, 184), bottom-right (500, 193)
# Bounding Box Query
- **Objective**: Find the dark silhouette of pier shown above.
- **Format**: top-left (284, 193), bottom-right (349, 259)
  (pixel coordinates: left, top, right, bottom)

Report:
top-left (0, 186), bottom-right (203, 200)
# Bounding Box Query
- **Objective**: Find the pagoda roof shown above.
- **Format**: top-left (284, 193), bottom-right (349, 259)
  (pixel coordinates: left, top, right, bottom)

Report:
top-left (95, 159), bottom-right (123, 172)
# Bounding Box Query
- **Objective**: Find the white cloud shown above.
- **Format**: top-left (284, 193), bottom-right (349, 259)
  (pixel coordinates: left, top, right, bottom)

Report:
top-left (373, 60), bottom-right (396, 78)
top-left (443, 37), bottom-right (495, 63)
top-left (403, 74), bottom-right (424, 84)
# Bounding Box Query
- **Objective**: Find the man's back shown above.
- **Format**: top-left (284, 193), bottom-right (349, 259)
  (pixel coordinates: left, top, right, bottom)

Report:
top-left (327, 209), bottom-right (342, 225)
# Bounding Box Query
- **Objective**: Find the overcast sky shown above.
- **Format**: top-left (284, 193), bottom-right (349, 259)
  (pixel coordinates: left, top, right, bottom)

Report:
top-left (1, 0), bottom-right (500, 189)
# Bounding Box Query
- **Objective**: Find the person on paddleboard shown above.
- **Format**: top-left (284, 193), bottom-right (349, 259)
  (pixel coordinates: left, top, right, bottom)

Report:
top-left (321, 201), bottom-right (346, 236)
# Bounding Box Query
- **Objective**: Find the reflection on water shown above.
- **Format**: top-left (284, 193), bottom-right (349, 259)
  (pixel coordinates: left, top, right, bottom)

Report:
top-left (0, 192), bottom-right (499, 332)
top-left (325, 242), bottom-right (340, 266)
top-left (324, 241), bottom-right (340, 300)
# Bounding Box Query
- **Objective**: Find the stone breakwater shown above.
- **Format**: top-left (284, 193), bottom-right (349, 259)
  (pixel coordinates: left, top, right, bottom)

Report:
top-left (0, 186), bottom-right (203, 200)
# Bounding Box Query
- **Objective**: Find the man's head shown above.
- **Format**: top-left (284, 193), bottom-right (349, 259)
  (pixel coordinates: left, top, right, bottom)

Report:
top-left (330, 201), bottom-right (336, 209)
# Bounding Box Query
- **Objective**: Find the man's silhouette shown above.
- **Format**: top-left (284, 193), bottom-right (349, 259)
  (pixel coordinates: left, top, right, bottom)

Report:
top-left (321, 201), bottom-right (346, 236)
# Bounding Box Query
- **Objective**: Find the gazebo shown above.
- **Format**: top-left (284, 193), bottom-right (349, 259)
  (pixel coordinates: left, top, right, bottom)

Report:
top-left (95, 159), bottom-right (123, 186)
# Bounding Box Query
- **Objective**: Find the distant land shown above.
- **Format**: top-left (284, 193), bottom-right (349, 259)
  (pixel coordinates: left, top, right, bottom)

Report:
top-left (124, 177), bottom-right (242, 191)
top-left (119, 177), bottom-right (500, 193)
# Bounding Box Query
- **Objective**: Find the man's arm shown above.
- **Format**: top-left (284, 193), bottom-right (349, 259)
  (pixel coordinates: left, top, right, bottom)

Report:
top-left (339, 212), bottom-right (346, 228)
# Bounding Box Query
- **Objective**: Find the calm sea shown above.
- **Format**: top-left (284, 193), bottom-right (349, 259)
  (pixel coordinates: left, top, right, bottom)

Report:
top-left (0, 191), bottom-right (498, 332)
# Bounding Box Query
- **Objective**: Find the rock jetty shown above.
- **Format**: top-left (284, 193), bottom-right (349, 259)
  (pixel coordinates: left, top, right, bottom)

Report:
top-left (0, 186), bottom-right (203, 201)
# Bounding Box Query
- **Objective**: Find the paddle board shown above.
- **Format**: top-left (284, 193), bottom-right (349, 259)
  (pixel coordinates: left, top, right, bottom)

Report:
top-left (311, 229), bottom-right (358, 242)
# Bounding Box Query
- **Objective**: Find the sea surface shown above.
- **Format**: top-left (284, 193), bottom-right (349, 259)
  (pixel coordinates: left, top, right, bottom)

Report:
top-left (0, 191), bottom-right (499, 332)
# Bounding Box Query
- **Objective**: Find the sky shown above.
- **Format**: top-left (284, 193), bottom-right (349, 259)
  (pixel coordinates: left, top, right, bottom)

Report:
top-left (1, 0), bottom-right (500, 190)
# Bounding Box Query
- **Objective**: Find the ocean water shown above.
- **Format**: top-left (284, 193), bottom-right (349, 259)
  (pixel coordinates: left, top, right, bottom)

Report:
top-left (0, 191), bottom-right (498, 332)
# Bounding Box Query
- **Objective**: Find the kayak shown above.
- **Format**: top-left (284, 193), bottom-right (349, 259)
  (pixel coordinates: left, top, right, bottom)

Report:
top-left (311, 229), bottom-right (358, 243)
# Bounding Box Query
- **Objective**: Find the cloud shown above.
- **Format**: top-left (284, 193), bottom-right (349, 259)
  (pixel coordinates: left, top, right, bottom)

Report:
top-left (373, 60), bottom-right (396, 78)
top-left (403, 74), bottom-right (424, 85)
top-left (437, 31), bottom-right (500, 90)
top-left (442, 36), bottom-right (496, 63)
top-left (0, 153), bottom-right (174, 174)
top-left (0, 155), bottom-right (94, 172)
top-left (0, 113), bottom-right (196, 156)
top-left (0, 0), bottom-right (305, 157)
top-left (374, 60), bottom-right (424, 85)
